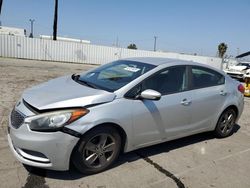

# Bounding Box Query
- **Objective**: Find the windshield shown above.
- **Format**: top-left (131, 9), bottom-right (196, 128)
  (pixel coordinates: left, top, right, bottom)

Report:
top-left (75, 60), bottom-right (156, 92)
top-left (237, 63), bottom-right (250, 67)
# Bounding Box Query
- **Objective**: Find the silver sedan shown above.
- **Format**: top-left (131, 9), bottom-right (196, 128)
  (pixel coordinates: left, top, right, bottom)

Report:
top-left (8, 57), bottom-right (244, 174)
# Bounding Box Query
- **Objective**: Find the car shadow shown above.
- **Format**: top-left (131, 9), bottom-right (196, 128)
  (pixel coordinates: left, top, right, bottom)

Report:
top-left (25, 124), bottom-right (240, 180)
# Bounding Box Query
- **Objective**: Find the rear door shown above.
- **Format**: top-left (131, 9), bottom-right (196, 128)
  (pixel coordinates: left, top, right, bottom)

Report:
top-left (188, 65), bottom-right (226, 132)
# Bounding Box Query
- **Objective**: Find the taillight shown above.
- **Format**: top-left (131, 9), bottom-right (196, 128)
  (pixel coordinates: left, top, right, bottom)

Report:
top-left (238, 84), bottom-right (245, 94)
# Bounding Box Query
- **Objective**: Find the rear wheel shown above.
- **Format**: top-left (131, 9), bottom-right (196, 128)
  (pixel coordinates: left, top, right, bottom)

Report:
top-left (72, 126), bottom-right (121, 174)
top-left (214, 108), bottom-right (237, 138)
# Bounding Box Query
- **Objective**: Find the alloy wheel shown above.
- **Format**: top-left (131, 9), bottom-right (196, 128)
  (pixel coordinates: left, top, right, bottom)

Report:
top-left (218, 110), bottom-right (236, 135)
top-left (83, 133), bottom-right (116, 168)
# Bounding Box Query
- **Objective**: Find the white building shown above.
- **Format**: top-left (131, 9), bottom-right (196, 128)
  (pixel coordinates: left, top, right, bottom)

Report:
top-left (0, 26), bottom-right (26, 37)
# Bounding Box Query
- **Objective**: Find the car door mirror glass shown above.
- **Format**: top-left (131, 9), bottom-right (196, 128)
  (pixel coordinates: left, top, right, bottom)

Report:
top-left (140, 89), bottom-right (161, 100)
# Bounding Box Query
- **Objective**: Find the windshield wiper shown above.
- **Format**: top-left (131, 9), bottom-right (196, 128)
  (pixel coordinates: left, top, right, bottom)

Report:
top-left (72, 74), bottom-right (99, 89)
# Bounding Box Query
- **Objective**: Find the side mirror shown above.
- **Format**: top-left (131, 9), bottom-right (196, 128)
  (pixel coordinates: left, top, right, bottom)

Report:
top-left (140, 89), bottom-right (161, 100)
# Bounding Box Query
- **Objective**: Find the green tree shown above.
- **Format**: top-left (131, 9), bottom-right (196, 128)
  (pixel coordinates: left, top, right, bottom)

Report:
top-left (127, 43), bottom-right (137, 50)
top-left (218, 43), bottom-right (228, 58)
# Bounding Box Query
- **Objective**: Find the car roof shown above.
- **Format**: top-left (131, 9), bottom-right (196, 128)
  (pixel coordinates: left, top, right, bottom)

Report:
top-left (123, 57), bottom-right (225, 75)
top-left (124, 57), bottom-right (196, 66)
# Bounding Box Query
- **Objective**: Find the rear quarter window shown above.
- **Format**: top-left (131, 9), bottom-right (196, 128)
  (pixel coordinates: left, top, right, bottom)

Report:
top-left (191, 66), bottom-right (225, 89)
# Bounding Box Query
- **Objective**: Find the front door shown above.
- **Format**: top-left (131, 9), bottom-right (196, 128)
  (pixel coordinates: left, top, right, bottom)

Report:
top-left (128, 65), bottom-right (193, 148)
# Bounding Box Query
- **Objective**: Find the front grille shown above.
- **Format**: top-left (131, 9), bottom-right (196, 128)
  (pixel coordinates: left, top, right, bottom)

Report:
top-left (11, 109), bottom-right (25, 129)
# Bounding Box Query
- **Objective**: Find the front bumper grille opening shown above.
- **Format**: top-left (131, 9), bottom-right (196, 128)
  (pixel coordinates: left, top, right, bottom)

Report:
top-left (15, 148), bottom-right (50, 164)
top-left (10, 109), bottom-right (25, 129)
top-left (22, 149), bottom-right (48, 159)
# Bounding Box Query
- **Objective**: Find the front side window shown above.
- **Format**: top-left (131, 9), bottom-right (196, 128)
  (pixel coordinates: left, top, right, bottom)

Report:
top-left (76, 60), bottom-right (156, 92)
top-left (191, 66), bottom-right (225, 89)
top-left (126, 66), bottom-right (187, 98)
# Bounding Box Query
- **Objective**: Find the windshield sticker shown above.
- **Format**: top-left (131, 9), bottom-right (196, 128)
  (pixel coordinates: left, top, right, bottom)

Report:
top-left (124, 67), bottom-right (141, 72)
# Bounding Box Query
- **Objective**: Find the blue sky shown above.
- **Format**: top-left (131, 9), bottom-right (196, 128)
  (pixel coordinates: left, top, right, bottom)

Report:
top-left (1, 0), bottom-right (250, 57)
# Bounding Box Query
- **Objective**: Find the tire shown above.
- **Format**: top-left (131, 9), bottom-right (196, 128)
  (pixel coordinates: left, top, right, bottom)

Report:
top-left (214, 108), bottom-right (237, 138)
top-left (72, 126), bottom-right (121, 174)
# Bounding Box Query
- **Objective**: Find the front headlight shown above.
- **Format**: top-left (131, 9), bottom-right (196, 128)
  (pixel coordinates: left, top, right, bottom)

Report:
top-left (25, 108), bottom-right (89, 131)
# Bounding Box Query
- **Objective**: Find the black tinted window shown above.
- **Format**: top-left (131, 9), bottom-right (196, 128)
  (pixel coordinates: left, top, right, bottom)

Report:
top-left (140, 66), bottom-right (187, 95)
top-left (191, 66), bottom-right (225, 89)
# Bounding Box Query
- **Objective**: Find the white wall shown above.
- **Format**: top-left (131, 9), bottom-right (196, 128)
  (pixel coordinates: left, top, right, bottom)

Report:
top-left (0, 35), bottom-right (222, 69)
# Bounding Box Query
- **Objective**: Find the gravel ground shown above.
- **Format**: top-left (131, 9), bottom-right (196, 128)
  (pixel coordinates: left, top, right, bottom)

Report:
top-left (0, 57), bottom-right (250, 188)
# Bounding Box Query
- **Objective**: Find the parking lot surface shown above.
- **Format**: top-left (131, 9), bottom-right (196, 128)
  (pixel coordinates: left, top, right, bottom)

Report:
top-left (1, 57), bottom-right (250, 188)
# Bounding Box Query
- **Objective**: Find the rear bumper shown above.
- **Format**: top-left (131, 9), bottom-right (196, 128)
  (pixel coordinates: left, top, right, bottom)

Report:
top-left (8, 122), bottom-right (79, 171)
top-left (235, 94), bottom-right (244, 123)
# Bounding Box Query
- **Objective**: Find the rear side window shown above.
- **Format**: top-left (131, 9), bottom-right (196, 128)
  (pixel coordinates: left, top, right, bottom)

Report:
top-left (191, 66), bottom-right (225, 89)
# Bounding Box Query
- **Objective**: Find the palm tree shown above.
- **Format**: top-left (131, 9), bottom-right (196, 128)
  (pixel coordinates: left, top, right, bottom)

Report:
top-left (53, 0), bottom-right (58, 40)
top-left (218, 43), bottom-right (228, 58)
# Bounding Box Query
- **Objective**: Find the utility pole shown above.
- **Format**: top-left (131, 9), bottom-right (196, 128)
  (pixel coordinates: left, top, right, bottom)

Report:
top-left (53, 0), bottom-right (58, 40)
top-left (154, 36), bottom-right (157, 52)
top-left (237, 48), bottom-right (240, 56)
top-left (0, 0), bottom-right (2, 14)
top-left (115, 36), bottom-right (119, 47)
top-left (29, 19), bottom-right (35, 38)
top-left (0, 0), bottom-right (3, 26)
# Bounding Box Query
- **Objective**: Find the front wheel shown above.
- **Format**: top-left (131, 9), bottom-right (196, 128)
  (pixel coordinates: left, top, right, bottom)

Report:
top-left (72, 126), bottom-right (121, 174)
top-left (214, 108), bottom-right (237, 138)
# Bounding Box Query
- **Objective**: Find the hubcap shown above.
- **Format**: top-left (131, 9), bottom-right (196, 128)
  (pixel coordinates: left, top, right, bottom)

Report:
top-left (219, 111), bottom-right (235, 134)
top-left (83, 134), bottom-right (116, 168)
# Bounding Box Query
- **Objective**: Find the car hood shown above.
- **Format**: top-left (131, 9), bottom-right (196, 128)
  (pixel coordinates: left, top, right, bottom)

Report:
top-left (228, 65), bottom-right (247, 71)
top-left (22, 76), bottom-right (116, 110)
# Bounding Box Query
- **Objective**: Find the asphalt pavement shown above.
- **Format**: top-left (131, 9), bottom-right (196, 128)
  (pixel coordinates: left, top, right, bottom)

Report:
top-left (1, 57), bottom-right (250, 188)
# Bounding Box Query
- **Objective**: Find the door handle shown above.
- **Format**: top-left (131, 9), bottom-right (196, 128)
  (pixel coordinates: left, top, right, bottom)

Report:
top-left (181, 99), bottom-right (192, 106)
top-left (220, 90), bottom-right (227, 96)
